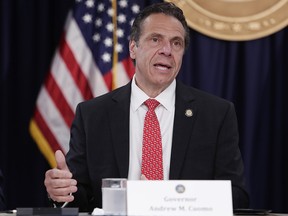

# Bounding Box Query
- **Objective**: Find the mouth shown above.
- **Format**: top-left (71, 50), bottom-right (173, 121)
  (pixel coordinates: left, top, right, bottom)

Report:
top-left (153, 63), bottom-right (172, 71)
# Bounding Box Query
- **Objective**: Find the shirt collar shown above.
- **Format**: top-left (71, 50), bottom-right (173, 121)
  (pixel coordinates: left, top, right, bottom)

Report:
top-left (131, 75), bottom-right (176, 112)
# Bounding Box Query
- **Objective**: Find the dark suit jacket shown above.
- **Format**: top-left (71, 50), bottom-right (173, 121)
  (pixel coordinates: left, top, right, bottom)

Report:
top-left (66, 80), bottom-right (249, 212)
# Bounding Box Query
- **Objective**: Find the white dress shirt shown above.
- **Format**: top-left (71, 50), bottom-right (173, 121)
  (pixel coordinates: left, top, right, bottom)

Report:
top-left (128, 76), bottom-right (176, 180)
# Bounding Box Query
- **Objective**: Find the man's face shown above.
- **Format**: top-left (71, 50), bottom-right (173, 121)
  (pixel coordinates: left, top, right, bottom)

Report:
top-left (129, 13), bottom-right (185, 95)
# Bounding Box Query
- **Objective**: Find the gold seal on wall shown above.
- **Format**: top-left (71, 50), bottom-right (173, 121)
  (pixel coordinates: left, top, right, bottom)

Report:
top-left (165, 0), bottom-right (288, 41)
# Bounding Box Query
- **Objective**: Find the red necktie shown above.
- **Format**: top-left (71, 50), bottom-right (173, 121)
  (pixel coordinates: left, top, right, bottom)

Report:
top-left (141, 99), bottom-right (164, 180)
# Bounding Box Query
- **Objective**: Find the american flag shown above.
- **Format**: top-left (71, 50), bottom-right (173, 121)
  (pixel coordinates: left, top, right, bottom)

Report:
top-left (30, 0), bottom-right (143, 167)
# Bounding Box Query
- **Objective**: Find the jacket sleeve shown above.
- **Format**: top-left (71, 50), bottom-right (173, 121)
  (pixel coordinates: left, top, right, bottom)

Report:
top-left (214, 102), bottom-right (249, 208)
top-left (66, 103), bottom-right (96, 212)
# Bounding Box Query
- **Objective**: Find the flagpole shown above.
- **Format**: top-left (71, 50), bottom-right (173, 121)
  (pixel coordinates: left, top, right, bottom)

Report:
top-left (112, 0), bottom-right (118, 90)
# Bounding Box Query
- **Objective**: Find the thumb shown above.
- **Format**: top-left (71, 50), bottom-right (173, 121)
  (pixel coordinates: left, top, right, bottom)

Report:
top-left (55, 150), bottom-right (69, 171)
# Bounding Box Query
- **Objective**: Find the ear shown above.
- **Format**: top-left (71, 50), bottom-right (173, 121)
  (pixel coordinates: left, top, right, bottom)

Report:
top-left (129, 40), bottom-right (137, 59)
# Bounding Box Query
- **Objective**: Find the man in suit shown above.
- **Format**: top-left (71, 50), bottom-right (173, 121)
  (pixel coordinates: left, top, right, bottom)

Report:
top-left (44, 2), bottom-right (249, 212)
top-left (0, 169), bottom-right (5, 210)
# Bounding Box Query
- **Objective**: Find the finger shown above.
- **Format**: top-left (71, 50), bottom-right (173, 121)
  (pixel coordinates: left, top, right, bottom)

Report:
top-left (46, 181), bottom-right (78, 203)
top-left (50, 193), bottom-right (75, 203)
top-left (49, 178), bottom-right (77, 189)
top-left (55, 150), bottom-right (69, 171)
top-left (49, 185), bottom-right (78, 197)
top-left (45, 168), bottom-right (72, 180)
top-left (44, 170), bottom-right (76, 197)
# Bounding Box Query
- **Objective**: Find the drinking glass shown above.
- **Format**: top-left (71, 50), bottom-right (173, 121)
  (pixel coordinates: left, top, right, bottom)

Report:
top-left (102, 178), bottom-right (127, 215)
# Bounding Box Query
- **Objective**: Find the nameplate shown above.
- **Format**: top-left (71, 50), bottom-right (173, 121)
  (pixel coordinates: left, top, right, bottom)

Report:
top-left (127, 180), bottom-right (232, 216)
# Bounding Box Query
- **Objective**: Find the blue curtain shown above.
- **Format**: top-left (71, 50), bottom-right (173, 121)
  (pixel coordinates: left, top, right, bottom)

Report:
top-left (178, 29), bottom-right (288, 211)
top-left (1, 0), bottom-right (287, 212)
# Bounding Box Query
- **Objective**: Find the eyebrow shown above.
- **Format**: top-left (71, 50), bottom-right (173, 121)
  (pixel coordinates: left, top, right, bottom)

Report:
top-left (148, 33), bottom-right (184, 42)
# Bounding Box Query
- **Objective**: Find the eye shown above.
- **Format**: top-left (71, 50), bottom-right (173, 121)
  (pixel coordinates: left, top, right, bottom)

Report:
top-left (152, 37), bottom-right (159, 43)
top-left (172, 39), bottom-right (184, 50)
top-left (173, 40), bottom-right (182, 47)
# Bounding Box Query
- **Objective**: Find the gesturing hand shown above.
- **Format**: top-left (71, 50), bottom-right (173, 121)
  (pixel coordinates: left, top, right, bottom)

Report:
top-left (44, 150), bottom-right (77, 203)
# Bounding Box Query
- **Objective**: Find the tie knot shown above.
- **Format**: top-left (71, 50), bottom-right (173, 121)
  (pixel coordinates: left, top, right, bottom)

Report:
top-left (144, 99), bottom-right (160, 111)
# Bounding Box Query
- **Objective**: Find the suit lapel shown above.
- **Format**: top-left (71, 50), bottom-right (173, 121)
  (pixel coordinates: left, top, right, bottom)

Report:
top-left (106, 81), bottom-right (197, 179)
top-left (108, 83), bottom-right (131, 178)
top-left (169, 81), bottom-right (197, 179)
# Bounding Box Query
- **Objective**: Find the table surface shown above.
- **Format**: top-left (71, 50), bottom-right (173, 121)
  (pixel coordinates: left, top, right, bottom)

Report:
top-left (0, 212), bottom-right (288, 216)
top-left (1, 214), bottom-right (288, 216)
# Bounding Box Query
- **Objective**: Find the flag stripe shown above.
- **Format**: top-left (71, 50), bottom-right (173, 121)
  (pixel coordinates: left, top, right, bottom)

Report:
top-left (45, 71), bottom-right (74, 127)
top-left (102, 60), bottom-right (133, 91)
top-left (29, 119), bottom-right (57, 167)
top-left (36, 87), bottom-right (70, 153)
top-left (122, 58), bottom-right (136, 80)
top-left (64, 17), bottom-right (109, 97)
top-left (104, 71), bottom-right (113, 91)
top-left (33, 108), bottom-right (62, 153)
top-left (51, 51), bottom-right (84, 110)
top-left (59, 35), bottom-right (94, 101)
top-left (115, 61), bottom-right (131, 87)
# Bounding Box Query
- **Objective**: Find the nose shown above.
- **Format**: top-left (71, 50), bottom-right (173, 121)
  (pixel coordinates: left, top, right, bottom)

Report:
top-left (159, 40), bottom-right (172, 56)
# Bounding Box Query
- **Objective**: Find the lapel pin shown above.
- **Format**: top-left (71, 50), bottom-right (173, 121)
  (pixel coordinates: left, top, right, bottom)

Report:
top-left (185, 109), bottom-right (193, 117)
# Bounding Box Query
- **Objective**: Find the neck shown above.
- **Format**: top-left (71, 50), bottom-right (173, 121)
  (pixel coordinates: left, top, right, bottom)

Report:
top-left (135, 80), bottom-right (167, 98)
